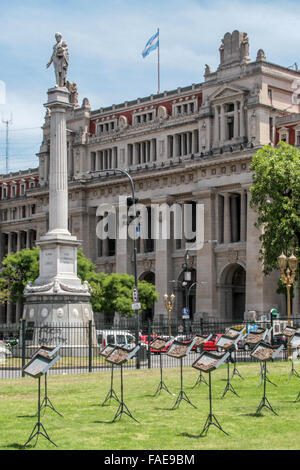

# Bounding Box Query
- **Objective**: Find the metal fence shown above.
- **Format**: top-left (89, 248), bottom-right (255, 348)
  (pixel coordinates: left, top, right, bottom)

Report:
top-left (0, 316), bottom-right (298, 379)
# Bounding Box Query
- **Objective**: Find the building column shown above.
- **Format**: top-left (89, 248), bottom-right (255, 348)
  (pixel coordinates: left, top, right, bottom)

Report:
top-left (193, 189), bottom-right (217, 319)
top-left (16, 232), bottom-right (21, 252)
top-left (231, 195), bottom-right (239, 243)
top-left (240, 190), bottom-right (247, 242)
top-left (293, 279), bottom-right (300, 316)
top-left (234, 101), bottom-right (239, 138)
top-left (213, 105), bottom-right (219, 146)
top-left (240, 99), bottom-right (245, 138)
top-left (6, 303), bottom-right (12, 324)
top-left (223, 193), bottom-right (231, 244)
top-left (153, 196), bottom-right (174, 320)
top-left (220, 104), bottom-right (226, 143)
top-left (26, 230), bottom-right (30, 249)
top-left (7, 232), bottom-right (12, 254)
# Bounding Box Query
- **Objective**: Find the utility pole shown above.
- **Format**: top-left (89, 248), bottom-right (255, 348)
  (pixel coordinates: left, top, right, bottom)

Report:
top-left (2, 114), bottom-right (12, 174)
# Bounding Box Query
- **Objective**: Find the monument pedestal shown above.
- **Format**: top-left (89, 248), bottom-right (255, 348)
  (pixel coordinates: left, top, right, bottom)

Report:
top-left (22, 84), bottom-right (97, 351)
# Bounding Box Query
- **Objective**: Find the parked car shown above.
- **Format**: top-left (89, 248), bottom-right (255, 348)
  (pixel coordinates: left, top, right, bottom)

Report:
top-left (140, 334), bottom-right (157, 350)
top-left (202, 334), bottom-right (223, 351)
top-left (237, 337), bottom-right (255, 351)
top-left (272, 334), bottom-right (288, 347)
top-left (96, 330), bottom-right (136, 349)
top-left (0, 340), bottom-right (12, 364)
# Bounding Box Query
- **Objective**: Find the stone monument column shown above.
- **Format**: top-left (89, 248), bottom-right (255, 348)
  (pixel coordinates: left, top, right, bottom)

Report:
top-left (22, 34), bottom-right (96, 352)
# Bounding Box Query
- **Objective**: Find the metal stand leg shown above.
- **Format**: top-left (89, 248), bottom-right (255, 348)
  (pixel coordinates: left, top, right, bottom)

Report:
top-left (192, 370), bottom-right (208, 388)
top-left (221, 360), bottom-right (239, 398)
top-left (23, 376), bottom-right (57, 448)
top-left (112, 365), bottom-right (139, 423)
top-left (39, 373), bottom-right (63, 417)
top-left (255, 362), bottom-right (278, 416)
top-left (101, 365), bottom-right (120, 406)
top-left (171, 358), bottom-right (197, 409)
top-left (289, 361), bottom-right (300, 381)
top-left (294, 389), bottom-right (300, 402)
top-left (257, 362), bottom-right (276, 387)
top-left (231, 351), bottom-right (244, 380)
top-left (200, 372), bottom-right (228, 437)
top-left (154, 352), bottom-right (172, 396)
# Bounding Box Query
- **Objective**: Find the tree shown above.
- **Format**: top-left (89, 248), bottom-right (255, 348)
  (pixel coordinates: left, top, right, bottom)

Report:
top-left (250, 142), bottom-right (300, 274)
top-left (0, 247), bottom-right (40, 303)
top-left (87, 272), bottom-right (158, 317)
top-left (0, 248), bottom-right (158, 318)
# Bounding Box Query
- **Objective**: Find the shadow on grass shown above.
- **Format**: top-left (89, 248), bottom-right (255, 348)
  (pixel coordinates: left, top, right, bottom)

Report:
top-left (4, 443), bottom-right (27, 450)
top-left (178, 432), bottom-right (203, 439)
top-left (17, 414), bottom-right (36, 419)
top-left (93, 419), bottom-right (118, 424)
top-left (241, 412), bottom-right (267, 418)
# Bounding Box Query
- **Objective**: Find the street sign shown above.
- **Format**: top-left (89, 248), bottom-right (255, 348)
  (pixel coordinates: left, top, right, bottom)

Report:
top-left (247, 324), bottom-right (258, 334)
top-left (132, 302), bottom-right (141, 310)
top-left (182, 307), bottom-right (190, 319)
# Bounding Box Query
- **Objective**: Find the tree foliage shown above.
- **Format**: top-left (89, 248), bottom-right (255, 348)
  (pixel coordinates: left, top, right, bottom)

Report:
top-left (250, 142), bottom-right (300, 274)
top-left (0, 248), bottom-right (158, 317)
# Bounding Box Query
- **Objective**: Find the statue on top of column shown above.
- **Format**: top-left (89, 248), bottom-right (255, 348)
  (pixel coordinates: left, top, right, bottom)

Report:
top-left (46, 32), bottom-right (69, 87)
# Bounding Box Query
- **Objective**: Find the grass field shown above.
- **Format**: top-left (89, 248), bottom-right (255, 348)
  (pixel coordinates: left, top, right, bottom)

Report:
top-left (1, 361), bottom-right (300, 450)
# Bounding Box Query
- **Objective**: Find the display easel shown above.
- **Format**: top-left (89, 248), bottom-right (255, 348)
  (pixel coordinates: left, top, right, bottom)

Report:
top-left (100, 345), bottom-right (120, 406)
top-left (191, 335), bottom-right (212, 388)
top-left (150, 337), bottom-right (173, 396)
top-left (251, 341), bottom-right (283, 416)
top-left (225, 326), bottom-right (246, 381)
top-left (192, 351), bottom-right (229, 436)
top-left (288, 332), bottom-right (300, 381)
top-left (22, 351), bottom-right (60, 448)
top-left (105, 345), bottom-right (140, 423)
top-left (40, 372), bottom-right (63, 417)
top-left (32, 345), bottom-right (63, 417)
top-left (221, 354), bottom-right (239, 399)
top-left (215, 329), bottom-right (245, 399)
top-left (167, 339), bottom-right (196, 409)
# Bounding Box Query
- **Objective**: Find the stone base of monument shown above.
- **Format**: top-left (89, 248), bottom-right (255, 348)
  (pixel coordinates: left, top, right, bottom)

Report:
top-left (21, 294), bottom-right (98, 356)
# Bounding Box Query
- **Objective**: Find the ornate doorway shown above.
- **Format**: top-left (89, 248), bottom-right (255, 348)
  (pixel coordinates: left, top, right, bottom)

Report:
top-left (219, 263), bottom-right (246, 321)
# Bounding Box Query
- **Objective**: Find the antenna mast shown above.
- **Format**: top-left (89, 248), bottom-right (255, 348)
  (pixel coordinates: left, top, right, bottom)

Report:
top-left (2, 114), bottom-right (12, 174)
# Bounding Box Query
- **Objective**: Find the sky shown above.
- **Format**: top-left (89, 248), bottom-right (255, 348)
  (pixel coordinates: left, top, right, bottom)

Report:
top-left (1, 0), bottom-right (300, 173)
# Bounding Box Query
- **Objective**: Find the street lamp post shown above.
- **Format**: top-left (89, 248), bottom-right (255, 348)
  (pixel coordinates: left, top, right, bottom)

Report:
top-left (277, 251), bottom-right (298, 357)
top-left (164, 293), bottom-right (175, 337)
top-left (89, 168), bottom-right (140, 366)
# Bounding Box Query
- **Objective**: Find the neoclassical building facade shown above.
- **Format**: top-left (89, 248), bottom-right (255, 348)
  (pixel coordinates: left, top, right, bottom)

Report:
top-left (1, 30), bottom-right (299, 324)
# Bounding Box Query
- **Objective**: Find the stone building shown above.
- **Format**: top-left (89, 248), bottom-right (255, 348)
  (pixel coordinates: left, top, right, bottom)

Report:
top-left (1, 30), bottom-right (300, 325)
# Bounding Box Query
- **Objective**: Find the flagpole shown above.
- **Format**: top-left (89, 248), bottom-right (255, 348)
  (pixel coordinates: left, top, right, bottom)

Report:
top-left (157, 27), bottom-right (160, 94)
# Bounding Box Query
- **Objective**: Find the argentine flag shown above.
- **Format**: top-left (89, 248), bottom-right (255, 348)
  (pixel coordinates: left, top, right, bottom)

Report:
top-left (142, 31), bottom-right (159, 58)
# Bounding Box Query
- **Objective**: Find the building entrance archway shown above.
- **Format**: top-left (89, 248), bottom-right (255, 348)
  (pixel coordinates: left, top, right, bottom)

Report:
top-left (219, 263), bottom-right (246, 321)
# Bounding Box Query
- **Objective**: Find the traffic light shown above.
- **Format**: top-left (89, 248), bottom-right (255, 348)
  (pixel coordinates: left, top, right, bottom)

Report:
top-left (126, 196), bottom-right (139, 207)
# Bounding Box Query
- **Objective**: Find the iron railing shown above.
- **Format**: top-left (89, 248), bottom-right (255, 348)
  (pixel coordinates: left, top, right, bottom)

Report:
top-left (0, 316), bottom-right (297, 379)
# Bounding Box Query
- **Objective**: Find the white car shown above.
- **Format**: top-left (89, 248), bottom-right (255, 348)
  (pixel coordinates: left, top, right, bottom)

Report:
top-left (96, 330), bottom-right (136, 349)
top-left (0, 341), bottom-right (12, 364)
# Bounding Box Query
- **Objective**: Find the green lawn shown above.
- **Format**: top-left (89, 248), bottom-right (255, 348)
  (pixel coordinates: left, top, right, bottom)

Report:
top-left (1, 361), bottom-right (300, 450)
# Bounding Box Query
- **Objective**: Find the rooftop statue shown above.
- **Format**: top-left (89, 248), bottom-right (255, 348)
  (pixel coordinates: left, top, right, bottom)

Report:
top-left (46, 32), bottom-right (69, 87)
